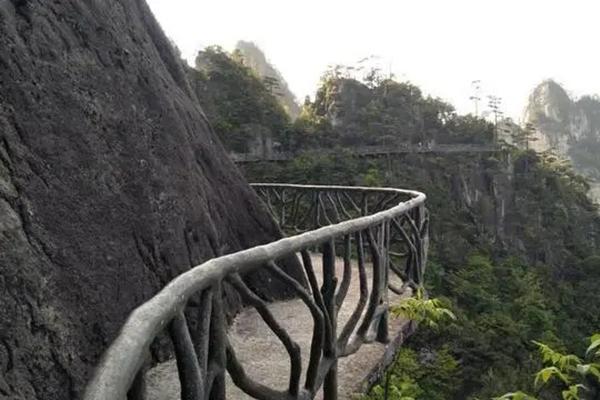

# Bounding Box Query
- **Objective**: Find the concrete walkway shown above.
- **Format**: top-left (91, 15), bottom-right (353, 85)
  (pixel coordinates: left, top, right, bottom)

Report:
top-left (146, 255), bottom-right (413, 399)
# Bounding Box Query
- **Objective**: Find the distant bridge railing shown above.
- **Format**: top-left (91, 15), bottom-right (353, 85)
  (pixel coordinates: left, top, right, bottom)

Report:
top-left (230, 143), bottom-right (500, 162)
top-left (84, 184), bottom-right (428, 400)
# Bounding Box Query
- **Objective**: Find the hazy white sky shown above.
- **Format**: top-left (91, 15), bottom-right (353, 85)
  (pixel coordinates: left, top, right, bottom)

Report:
top-left (147, 0), bottom-right (600, 120)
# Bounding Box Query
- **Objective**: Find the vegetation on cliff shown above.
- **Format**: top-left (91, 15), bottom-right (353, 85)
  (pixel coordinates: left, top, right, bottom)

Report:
top-left (190, 46), bottom-right (291, 152)
top-left (297, 66), bottom-right (494, 147)
top-left (234, 40), bottom-right (301, 119)
top-left (243, 147), bottom-right (600, 398)
top-left (186, 48), bottom-right (600, 399)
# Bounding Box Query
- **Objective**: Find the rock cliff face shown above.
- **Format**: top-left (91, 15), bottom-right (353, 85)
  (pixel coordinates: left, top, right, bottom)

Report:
top-left (0, 1), bottom-right (300, 399)
top-left (315, 78), bottom-right (373, 129)
top-left (524, 80), bottom-right (600, 200)
top-left (235, 41), bottom-right (300, 119)
top-left (524, 80), bottom-right (575, 154)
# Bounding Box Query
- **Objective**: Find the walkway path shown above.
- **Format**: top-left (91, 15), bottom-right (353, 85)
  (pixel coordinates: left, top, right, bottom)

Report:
top-left (145, 255), bottom-right (413, 399)
top-left (230, 143), bottom-right (500, 163)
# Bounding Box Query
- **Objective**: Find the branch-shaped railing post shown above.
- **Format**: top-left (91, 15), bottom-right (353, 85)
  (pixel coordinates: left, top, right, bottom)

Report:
top-left (208, 283), bottom-right (227, 400)
top-left (376, 221), bottom-right (391, 344)
top-left (83, 184), bottom-right (427, 400)
top-left (227, 274), bottom-right (302, 398)
top-left (128, 364), bottom-right (147, 400)
top-left (417, 205), bottom-right (429, 285)
top-left (322, 240), bottom-right (338, 400)
top-left (169, 311), bottom-right (205, 400)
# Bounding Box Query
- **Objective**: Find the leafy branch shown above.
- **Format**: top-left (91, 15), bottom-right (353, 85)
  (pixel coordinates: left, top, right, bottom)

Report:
top-left (390, 288), bottom-right (456, 328)
top-left (494, 333), bottom-right (600, 400)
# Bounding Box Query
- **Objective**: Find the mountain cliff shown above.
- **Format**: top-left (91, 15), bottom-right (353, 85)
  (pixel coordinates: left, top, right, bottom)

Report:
top-left (192, 46), bottom-right (290, 154)
top-left (524, 80), bottom-right (600, 200)
top-left (0, 1), bottom-right (301, 399)
top-left (242, 142), bottom-right (600, 400)
top-left (234, 41), bottom-right (301, 119)
top-left (302, 75), bottom-right (493, 147)
top-left (240, 72), bottom-right (600, 399)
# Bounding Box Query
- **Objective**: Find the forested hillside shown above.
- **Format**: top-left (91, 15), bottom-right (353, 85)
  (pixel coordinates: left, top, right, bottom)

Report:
top-left (189, 46), bottom-right (291, 153)
top-left (192, 49), bottom-right (600, 399)
top-left (299, 66), bottom-right (494, 147)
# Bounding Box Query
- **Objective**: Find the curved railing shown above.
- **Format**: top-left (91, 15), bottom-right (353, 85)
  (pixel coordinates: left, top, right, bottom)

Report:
top-left (83, 184), bottom-right (428, 400)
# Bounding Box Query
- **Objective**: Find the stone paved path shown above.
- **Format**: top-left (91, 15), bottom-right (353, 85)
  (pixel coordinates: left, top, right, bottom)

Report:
top-left (146, 255), bottom-right (413, 399)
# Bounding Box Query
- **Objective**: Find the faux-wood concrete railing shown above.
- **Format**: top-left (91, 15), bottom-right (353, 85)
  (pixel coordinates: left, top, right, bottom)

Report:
top-left (83, 184), bottom-right (428, 400)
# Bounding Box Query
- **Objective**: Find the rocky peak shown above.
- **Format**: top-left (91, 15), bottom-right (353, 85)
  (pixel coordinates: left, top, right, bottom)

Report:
top-left (312, 77), bottom-right (372, 127)
top-left (524, 80), bottom-right (600, 201)
top-left (525, 79), bottom-right (573, 124)
top-left (234, 41), bottom-right (301, 118)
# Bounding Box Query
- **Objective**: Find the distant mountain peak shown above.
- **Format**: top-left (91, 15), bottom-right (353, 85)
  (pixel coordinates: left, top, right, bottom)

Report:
top-left (525, 79), bottom-right (572, 124)
top-left (524, 80), bottom-right (600, 200)
top-left (234, 41), bottom-right (300, 119)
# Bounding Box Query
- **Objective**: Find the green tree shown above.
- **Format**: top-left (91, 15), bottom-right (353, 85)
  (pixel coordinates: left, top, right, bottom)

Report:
top-left (190, 46), bottom-right (291, 152)
top-left (495, 334), bottom-right (600, 400)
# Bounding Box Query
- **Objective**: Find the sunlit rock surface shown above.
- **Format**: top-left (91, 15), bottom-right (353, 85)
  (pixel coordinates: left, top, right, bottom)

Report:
top-left (524, 80), bottom-right (600, 201)
top-left (235, 41), bottom-right (301, 119)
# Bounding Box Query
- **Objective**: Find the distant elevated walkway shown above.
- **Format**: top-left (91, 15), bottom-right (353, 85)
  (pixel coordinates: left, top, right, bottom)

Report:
top-left (230, 143), bottom-right (500, 163)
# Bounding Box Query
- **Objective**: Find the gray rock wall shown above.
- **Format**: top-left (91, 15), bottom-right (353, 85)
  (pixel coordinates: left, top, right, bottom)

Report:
top-left (0, 1), bottom-right (300, 398)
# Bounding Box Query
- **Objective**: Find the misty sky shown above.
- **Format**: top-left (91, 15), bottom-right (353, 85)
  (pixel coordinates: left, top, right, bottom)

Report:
top-left (147, 0), bottom-right (600, 121)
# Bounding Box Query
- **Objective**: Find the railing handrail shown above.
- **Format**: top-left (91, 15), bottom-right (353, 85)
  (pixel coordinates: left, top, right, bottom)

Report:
top-left (83, 184), bottom-right (426, 400)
